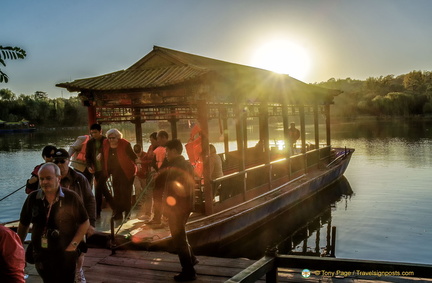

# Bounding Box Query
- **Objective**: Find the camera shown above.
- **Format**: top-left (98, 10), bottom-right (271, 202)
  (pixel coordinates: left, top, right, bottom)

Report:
top-left (48, 229), bottom-right (60, 239)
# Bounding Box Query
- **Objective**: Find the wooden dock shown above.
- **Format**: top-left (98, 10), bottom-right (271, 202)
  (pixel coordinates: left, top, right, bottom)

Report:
top-left (24, 247), bottom-right (432, 283)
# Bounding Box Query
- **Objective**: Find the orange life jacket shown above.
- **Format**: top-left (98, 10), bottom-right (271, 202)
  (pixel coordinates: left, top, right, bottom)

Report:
top-left (76, 135), bottom-right (90, 162)
top-left (185, 124), bottom-right (203, 177)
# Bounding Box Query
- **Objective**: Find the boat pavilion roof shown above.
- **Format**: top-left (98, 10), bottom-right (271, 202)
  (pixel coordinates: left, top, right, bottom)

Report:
top-left (57, 46), bottom-right (340, 107)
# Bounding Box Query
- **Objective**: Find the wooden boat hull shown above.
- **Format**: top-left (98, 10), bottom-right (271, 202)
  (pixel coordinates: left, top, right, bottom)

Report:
top-left (136, 148), bottom-right (354, 252)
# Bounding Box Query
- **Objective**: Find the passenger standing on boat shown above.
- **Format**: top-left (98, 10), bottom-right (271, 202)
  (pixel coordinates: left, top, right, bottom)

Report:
top-left (103, 129), bottom-right (137, 220)
top-left (287, 122), bottom-right (300, 154)
top-left (209, 144), bottom-right (223, 197)
top-left (25, 145), bottom-right (57, 194)
top-left (147, 130), bottom-right (169, 225)
top-left (138, 132), bottom-right (157, 221)
top-left (86, 123), bottom-right (114, 218)
top-left (133, 144), bottom-right (152, 218)
top-left (53, 148), bottom-right (96, 283)
top-left (68, 134), bottom-right (93, 186)
top-left (17, 163), bottom-right (90, 283)
top-left (0, 225), bottom-right (25, 283)
top-left (160, 139), bottom-right (198, 281)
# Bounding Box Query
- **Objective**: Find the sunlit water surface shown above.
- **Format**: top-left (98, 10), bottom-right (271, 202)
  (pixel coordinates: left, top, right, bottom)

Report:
top-left (1, 120), bottom-right (432, 264)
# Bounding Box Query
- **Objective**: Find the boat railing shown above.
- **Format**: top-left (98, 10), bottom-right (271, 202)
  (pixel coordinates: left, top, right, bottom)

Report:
top-left (208, 146), bottom-right (332, 213)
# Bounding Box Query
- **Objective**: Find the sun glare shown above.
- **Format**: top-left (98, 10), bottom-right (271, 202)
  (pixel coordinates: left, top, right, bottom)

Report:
top-left (252, 40), bottom-right (311, 81)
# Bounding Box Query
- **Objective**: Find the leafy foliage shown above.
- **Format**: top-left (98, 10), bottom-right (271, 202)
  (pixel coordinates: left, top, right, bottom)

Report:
top-left (0, 46), bottom-right (27, 83)
top-left (316, 71), bottom-right (432, 118)
top-left (0, 89), bottom-right (87, 126)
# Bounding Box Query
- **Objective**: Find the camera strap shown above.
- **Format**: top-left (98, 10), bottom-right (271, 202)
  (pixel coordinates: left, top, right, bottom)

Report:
top-left (43, 200), bottom-right (54, 237)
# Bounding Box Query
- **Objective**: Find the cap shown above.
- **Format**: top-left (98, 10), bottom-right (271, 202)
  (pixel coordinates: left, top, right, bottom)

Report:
top-left (53, 148), bottom-right (69, 159)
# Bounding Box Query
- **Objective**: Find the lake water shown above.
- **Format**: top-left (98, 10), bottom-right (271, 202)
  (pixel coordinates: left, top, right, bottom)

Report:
top-left (1, 119), bottom-right (432, 264)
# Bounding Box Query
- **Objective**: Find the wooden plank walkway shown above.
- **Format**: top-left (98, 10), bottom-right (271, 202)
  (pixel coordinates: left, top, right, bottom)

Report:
top-left (24, 248), bottom-right (432, 283)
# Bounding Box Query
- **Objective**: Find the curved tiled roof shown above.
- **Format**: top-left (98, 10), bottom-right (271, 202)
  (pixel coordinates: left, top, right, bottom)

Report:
top-left (57, 65), bottom-right (208, 92)
top-left (57, 46), bottom-right (339, 104)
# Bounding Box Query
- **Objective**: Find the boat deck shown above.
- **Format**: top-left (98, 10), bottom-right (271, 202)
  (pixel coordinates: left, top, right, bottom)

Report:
top-left (24, 247), bottom-right (432, 283)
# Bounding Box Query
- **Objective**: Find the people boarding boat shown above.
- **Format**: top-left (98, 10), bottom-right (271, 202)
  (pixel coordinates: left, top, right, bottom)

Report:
top-left (57, 46), bottom-right (354, 253)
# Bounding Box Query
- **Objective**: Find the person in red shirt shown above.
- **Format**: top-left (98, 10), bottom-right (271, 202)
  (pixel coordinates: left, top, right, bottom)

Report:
top-left (103, 129), bottom-right (137, 220)
top-left (0, 225), bottom-right (25, 283)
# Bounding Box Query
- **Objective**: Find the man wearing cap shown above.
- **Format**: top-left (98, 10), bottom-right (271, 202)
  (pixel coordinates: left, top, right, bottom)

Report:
top-left (53, 148), bottom-right (96, 283)
top-left (18, 163), bottom-right (90, 283)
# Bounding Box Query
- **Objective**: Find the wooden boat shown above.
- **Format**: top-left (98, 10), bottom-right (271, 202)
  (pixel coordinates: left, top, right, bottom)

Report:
top-left (56, 46), bottom-right (355, 252)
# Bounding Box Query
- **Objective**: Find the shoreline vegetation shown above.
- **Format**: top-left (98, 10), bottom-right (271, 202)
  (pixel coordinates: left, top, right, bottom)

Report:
top-left (1, 70), bottom-right (432, 127)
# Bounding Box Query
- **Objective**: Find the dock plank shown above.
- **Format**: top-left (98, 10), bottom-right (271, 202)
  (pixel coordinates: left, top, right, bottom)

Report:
top-left (24, 248), bottom-right (432, 283)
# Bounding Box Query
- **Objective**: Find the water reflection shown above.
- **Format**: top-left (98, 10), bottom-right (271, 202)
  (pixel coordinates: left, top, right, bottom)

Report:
top-left (279, 176), bottom-right (353, 257)
top-left (332, 119), bottom-right (432, 141)
top-left (0, 129), bottom-right (85, 152)
top-left (207, 176), bottom-right (354, 259)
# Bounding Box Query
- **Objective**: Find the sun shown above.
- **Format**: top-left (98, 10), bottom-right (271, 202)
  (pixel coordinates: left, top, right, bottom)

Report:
top-left (251, 39), bottom-right (311, 81)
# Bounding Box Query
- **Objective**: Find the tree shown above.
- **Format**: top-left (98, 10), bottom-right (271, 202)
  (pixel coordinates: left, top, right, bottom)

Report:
top-left (34, 91), bottom-right (48, 100)
top-left (0, 88), bottom-right (16, 100)
top-left (403, 71), bottom-right (424, 92)
top-left (0, 46), bottom-right (27, 83)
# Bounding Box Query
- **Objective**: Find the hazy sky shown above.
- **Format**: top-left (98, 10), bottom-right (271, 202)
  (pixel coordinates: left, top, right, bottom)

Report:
top-left (2, 0), bottom-right (432, 98)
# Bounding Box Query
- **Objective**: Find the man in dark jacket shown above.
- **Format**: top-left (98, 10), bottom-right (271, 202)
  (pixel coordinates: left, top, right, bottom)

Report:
top-left (18, 163), bottom-right (89, 283)
top-left (85, 123), bottom-right (114, 217)
top-left (158, 139), bottom-right (198, 281)
top-left (53, 148), bottom-right (96, 283)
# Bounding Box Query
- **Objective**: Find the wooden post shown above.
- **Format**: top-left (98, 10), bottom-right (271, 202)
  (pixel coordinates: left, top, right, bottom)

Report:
top-left (133, 108), bottom-right (143, 147)
top-left (169, 108), bottom-right (178, 139)
top-left (87, 105), bottom-right (97, 127)
top-left (314, 104), bottom-right (319, 150)
top-left (221, 108), bottom-right (229, 155)
top-left (197, 100), bottom-right (212, 215)
top-left (314, 103), bottom-right (320, 165)
top-left (299, 105), bottom-right (306, 154)
top-left (299, 105), bottom-right (307, 173)
top-left (243, 108), bottom-right (248, 151)
top-left (281, 103), bottom-right (291, 178)
top-left (235, 103), bottom-right (246, 200)
top-left (325, 103), bottom-right (331, 146)
top-left (259, 102), bottom-right (271, 189)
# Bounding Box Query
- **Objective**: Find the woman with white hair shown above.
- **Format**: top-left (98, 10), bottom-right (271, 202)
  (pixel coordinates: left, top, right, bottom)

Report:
top-left (103, 129), bottom-right (137, 220)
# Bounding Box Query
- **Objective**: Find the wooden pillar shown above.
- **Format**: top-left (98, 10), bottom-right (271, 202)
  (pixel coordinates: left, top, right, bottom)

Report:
top-left (314, 104), bottom-right (320, 164)
top-left (282, 103), bottom-right (290, 155)
top-left (314, 104), bottom-right (320, 149)
top-left (221, 109), bottom-right (229, 154)
top-left (242, 106), bottom-right (248, 150)
top-left (299, 105), bottom-right (306, 154)
top-left (133, 108), bottom-right (143, 147)
top-left (197, 100), bottom-right (212, 215)
top-left (259, 102), bottom-right (271, 189)
top-left (236, 104), bottom-right (246, 172)
top-left (87, 105), bottom-right (97, 127)
top-left (169, 108), bottom-right (178, 139)
top-left (299, 105), bottom-right (307, 173)
top-left (325, 104), bottom-right (331, 146)
top-left (235, 103), bottom-right (246, 200)
top-left (282, 103), bottom-right (292, 178)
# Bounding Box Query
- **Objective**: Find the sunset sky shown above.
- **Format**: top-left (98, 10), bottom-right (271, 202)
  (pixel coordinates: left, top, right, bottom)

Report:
top-left (2, 0), bottom-right (432, 97)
